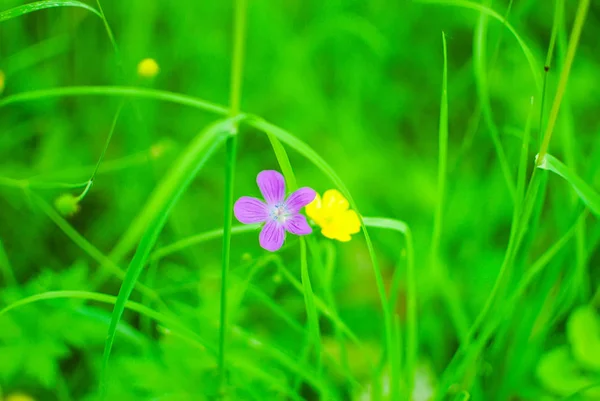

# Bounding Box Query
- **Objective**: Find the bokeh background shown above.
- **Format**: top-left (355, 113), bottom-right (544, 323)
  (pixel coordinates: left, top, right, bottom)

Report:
top-left (1, 0), bottom-right (599, 400)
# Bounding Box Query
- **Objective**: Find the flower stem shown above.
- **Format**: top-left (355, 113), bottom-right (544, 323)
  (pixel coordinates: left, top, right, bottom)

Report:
top-left (218, 0), bottom-right (247, 395)
top-left (536, 0), bottom-right (589, 165)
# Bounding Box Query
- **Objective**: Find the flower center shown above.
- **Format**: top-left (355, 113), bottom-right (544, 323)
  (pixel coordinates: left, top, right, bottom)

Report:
top-left (270, 203), bottom-right (290, 223)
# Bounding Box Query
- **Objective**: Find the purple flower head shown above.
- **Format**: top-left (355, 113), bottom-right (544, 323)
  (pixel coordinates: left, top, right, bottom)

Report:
top-left (234, 170), bottom-right (316, 252)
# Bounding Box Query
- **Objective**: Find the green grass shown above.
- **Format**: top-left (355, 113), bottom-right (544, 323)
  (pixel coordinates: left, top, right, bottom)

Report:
top-left (1, 0), bottom-right (599, 400)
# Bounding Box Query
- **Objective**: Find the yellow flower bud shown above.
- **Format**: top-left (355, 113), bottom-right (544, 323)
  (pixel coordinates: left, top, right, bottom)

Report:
top-left (137, 58), bottom-right (159, 78)
top-left (54, 193), bottom-right (81, 217)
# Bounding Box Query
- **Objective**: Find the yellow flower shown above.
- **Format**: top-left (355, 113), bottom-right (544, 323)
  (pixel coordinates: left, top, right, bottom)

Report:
top-left (305, 189), bottom-right (360, 242)
top-left (137, 58), bottom-right (159, 78)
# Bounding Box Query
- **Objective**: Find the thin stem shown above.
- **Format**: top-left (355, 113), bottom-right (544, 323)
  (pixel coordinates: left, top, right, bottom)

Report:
top-left (537, 0), bottom-right (590, 164)
top-left (218, 0), bottom-right (247, 394)
top-left (94, 0), bottom-right (121, 68)
top-left (430, 31), bottom-right (449, 266)
top-left (539, 0), bottom-right (562, 144)
top-left (75, 103), bottom-right (122, 202)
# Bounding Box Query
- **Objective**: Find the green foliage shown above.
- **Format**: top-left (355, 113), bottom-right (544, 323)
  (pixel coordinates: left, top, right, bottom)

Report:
top-left (1, 0), bottom-right (599, 400)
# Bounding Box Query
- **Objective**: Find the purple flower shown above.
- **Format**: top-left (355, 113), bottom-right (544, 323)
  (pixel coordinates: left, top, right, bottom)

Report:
top-left (234, 170), bottom-right (316, 252)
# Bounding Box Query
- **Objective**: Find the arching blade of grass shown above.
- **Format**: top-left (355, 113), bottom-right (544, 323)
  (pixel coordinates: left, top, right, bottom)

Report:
top-left (0, 0), bottom-right (100, 22)
top-left (262, 126), bottom-right (325, 393)
top-left (430, 30), bottom-right (470, 345)
top-left (0, 290), bottom-right (215, 355)
top-left (537, 153), bottom-right (600, 217)
top-left (0, 86), bottom-right (228, 116)
top-left (414, 0), bottom-right (541, 90)
top-left (434, 98), bottom-right (540, 399)
top-left (554, 0), bottom-right (589, 304)
top-left (92, 0), bottom-right (120, 60)
top-left (474, 12), bottom-right (517, 200)
top-left (150, 225), bottom-right (260, 262)
top-left (250, 116), bottom-right (394, 393)
top-left (363, 217), bottom-right (416, 398)
top-left (431, 31), bottom-right (450, 264)
top-left (536, 0), bottom-right (591, 163)
top-left (99, 118), bottom-right (236, 399)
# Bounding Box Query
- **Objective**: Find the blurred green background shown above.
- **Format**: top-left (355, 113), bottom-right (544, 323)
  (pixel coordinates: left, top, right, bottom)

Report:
top-left (1, 0), bottom-right (599, 400)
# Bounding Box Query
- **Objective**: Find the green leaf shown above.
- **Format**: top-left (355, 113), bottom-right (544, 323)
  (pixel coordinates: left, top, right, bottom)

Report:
top-left (537, 153), bottom-right (600, 216)
top-left (537, 346), bottom-right (600, 399)
top-left (567, 306), bottom-right (600, 371)
top-left (99, 118), bottom-right (234, 398)
top-left (0, 1), bottom-right (101, 22)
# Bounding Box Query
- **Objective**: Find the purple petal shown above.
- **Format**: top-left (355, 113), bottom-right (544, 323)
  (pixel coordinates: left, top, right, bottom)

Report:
top-left (284, 214), bottom-right (312, 235)
top-left (285, 187), bottom-right (316, 213)
top-left (257, 170), bottom-right (286, 205)
top-left (259, 220), bottom-right (285, 252)
top-left (234, 196), bottom-right (268, 224)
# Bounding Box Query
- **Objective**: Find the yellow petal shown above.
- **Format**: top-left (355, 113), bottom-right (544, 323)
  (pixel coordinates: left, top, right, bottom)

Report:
top-left (306, 192), bottom-right (325, 224)
top-left (341, 209), bottom-right (361, 234)
top-left (322, 189), bottom-right (349, 212)
top-left (319, 210), bottom-right (360, 241)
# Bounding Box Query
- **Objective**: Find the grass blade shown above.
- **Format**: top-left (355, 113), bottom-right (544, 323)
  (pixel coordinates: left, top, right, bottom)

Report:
top-left (363, 217), bottom-right (416, 398)
top-left (536, 0), bottom-right (591, 163)
top-left (537, 153), bottom-right (600, 216)
top-left (431, 31), bottom-right (449, 261)
top-left (414, 0), bottom-right (541, 90)
top-left (99, 119), bottom-right (234, 398)
top-left (0, 290), bottom-right (214, 354)
top-left (0, 0), bottom-right (100, 22)
top-left (150, 224), bottom-right (260, 262)
top-left (0, 86), bottom-right (228, 116)
top-left (299, 237), bottom-right (323, 384)
top-left (473, 12), bottom-right (517, 200)
top-left (218, 0), bottom-right (247, 391)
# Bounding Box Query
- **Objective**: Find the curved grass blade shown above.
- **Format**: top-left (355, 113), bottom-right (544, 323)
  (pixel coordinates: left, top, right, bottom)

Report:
top-left (0, 86), bottom-right (228, 116)
top-left (262, 127), bottom-right (326, 393)
top-left (99, 118), bottom-right (235, 398)
top-left (0, 290), bottom-right (214, 354)
top-left (0, 0), bottom-right (100, 22)
top-left (473, 12), bottom-right (516, 200)
top-left (414, 0), bottom-right (541, 90)
top-left (536, 0), bottom-right (591, 163)
top-left (248, 115), bottom-right (395, 389)
top-left (537, 153), bottom-right (600, 216)
top-left (149, 224), bottom-right (259, 262)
